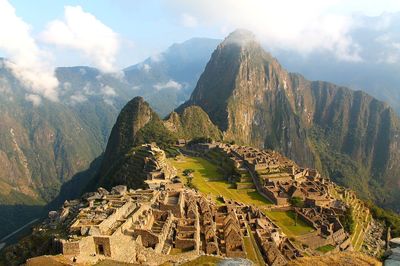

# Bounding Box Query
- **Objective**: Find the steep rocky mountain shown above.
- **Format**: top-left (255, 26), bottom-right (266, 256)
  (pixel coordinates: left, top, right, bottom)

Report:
top-left (94, 97), bottom-right (220, 189)
top-left (179, 29), bottom-right (400, 210)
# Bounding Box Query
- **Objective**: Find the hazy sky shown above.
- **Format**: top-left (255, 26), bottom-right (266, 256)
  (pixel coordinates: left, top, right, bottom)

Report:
top-left (1, 0), bottom-right (400, 102)
top-left (1, 0), bottom-right (400, 68)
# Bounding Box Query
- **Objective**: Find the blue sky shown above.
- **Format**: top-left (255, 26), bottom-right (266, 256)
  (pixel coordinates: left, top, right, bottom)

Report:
top-left (2, 0), bottom-right (400, 73)
top-left (3, 0), bottom-right (223, 68)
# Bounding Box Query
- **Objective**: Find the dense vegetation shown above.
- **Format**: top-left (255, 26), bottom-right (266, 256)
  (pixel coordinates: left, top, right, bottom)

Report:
top-left (135, 118), bottom-right (177, 149)
top-left (339, 206), bottom-right (355, 234)
top-left (367, 201), bottom-right (400, 237)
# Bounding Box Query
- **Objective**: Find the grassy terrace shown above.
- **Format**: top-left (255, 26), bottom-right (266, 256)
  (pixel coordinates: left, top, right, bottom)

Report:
top-left (168, 155), bottom-right (272, 206)
top-left (179, 256), bottom-right (221, 266)
top-left (264, 210), bottom-right (314, 237)
top-left (244, 224), bottom-right (266, 265)
top-left (316, 244), bottom-right (335, 253)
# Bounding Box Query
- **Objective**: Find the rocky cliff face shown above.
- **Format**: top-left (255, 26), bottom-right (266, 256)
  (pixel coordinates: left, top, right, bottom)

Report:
top-left (179, 29), bottom-right (400, 210)
top-left (182, 30), bottom-right (315, 165)
top-left (101, 97), bottom-right (156, 164)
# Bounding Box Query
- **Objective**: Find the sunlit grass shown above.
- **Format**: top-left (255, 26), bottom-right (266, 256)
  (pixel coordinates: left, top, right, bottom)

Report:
top-left (168, 155), bottom-right (272, 206)
top-left (264, 210), bottom-right (314, 237)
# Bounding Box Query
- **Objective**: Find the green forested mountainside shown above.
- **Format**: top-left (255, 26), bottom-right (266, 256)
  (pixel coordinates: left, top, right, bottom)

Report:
top-left (179, 29), bottom-right (400, 211)
top-left (165, 106), bottom-right (222, 140)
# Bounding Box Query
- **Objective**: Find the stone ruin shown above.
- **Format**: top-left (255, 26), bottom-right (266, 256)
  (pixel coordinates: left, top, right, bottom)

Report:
top-left (44, 183), bottom-right (301, 265)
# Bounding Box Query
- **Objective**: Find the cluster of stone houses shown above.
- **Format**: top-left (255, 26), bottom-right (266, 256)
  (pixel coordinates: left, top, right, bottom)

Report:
top-left (48, 185), bottom-right (301, 265)
top-left (213, 143), bottom-right (335, 207)
top-left (294, 206), bottom-right (351, 250)
top-left (195, 143), bottom-right (353, 252)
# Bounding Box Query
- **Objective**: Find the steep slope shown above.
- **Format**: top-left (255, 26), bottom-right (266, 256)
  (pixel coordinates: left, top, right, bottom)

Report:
top-left (0, 62), bottom-right (104, 238)
top-left (179, 29), bottom-right (400, 210)
top-left (95, 97), bottom-right (177, 188)
top-left (94, 97), bottom-right (221, 189)
top-left (180, 30), bottom-right (315, 166)
top-left (165, 106), bottom-right (222, 140)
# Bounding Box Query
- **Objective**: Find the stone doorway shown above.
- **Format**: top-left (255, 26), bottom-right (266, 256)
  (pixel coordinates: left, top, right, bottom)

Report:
top-left (97, 244), bottom-right (105, 255)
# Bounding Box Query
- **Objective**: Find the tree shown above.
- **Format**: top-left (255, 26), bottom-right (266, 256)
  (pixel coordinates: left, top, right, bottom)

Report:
top-left (183, 169), bottom-right (195, 176)
top-left (290, 197), bottom-right (304, 208)
top-left (340, 206), bottom-right (355, 234)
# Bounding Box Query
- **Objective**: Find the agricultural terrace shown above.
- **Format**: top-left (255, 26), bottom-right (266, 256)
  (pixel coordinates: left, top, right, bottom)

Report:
top-left (264, 210), bottom-right (314, 237)
top-left (168, 155), bottom-right (272, 207)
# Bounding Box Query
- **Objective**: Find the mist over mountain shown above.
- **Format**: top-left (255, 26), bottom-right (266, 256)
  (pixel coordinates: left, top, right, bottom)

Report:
top-left (274, 12), bottom-right (400, 115)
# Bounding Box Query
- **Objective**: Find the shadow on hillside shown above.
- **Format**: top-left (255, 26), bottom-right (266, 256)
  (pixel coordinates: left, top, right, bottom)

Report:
top-left (0, 155), bottom-right (103, 247)
top-left (0, 205), bottom-right (44, 242)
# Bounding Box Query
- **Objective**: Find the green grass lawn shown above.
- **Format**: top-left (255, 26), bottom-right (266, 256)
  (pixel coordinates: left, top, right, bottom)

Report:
top-left (264, 210), bottom-right (314, 237)
top-left (169, 155), bottom-right (272, 206)
top-left (179, 256), bottom-right (221, 266)
top-left (244, 224), bottom-right (265, 265)
top-left (316, 244), bottom-right (335, 253)
top-left (243, 237), bottom-right (264, 265)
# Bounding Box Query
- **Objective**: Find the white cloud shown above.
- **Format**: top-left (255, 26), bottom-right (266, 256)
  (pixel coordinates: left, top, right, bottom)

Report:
top-left (142, 64), bottom-right (151, 72)
top-left (101, 85), bottom-right (117, 97)
top-left (154, 79), bottom-right (183, 91)
top-left (103, 98), bottom-right (115, 106)
top-left (150, 53), bottom-right (163, 63)
top-left (181, 13), bottom-right (198, 27)
top-left (70, 92), bottom-right (88, 104)
top-left (171, 0), bottom-right (363, 61)
top-left (41, 5), bottom-right (120, 72)
top-left (25, 94), bottom-right (42, 106)
top-left (0, 0), bottom-right (59, 102)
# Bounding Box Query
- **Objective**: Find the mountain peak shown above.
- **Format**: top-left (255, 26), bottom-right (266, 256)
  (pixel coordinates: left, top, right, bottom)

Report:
top-left (222, 29), bottom-right (257, 46)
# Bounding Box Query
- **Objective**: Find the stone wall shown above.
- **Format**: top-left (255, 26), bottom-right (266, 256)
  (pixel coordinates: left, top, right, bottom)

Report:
top-left (62, 241), bottom-right (80, 256)
top-left (99, 201), bottom-right (136, 234)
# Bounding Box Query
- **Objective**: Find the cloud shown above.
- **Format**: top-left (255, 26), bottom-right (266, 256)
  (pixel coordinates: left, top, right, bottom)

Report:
top-left (69, 92), bottom-right (88, 104)
top-left (41, 5), bottom-right (120, 72)
top-left (150, 53), bottom-right (163, 63)
top-left (101, 85), bottom-right (117, 97)
top-left (170, 0), bottom-right (363, 61)
top-left (25, 94), bottom-right (42, 106)
top-left (0, 0), bottom-right (59, 102)
top-left (181, 13), bottom-right (198, 27)
top-left (142, 64), bottom-right (151, 72)
top-left (154, 80), bottom-right (183, 91)
top-left (374, 33), bottom-right (400, 64)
